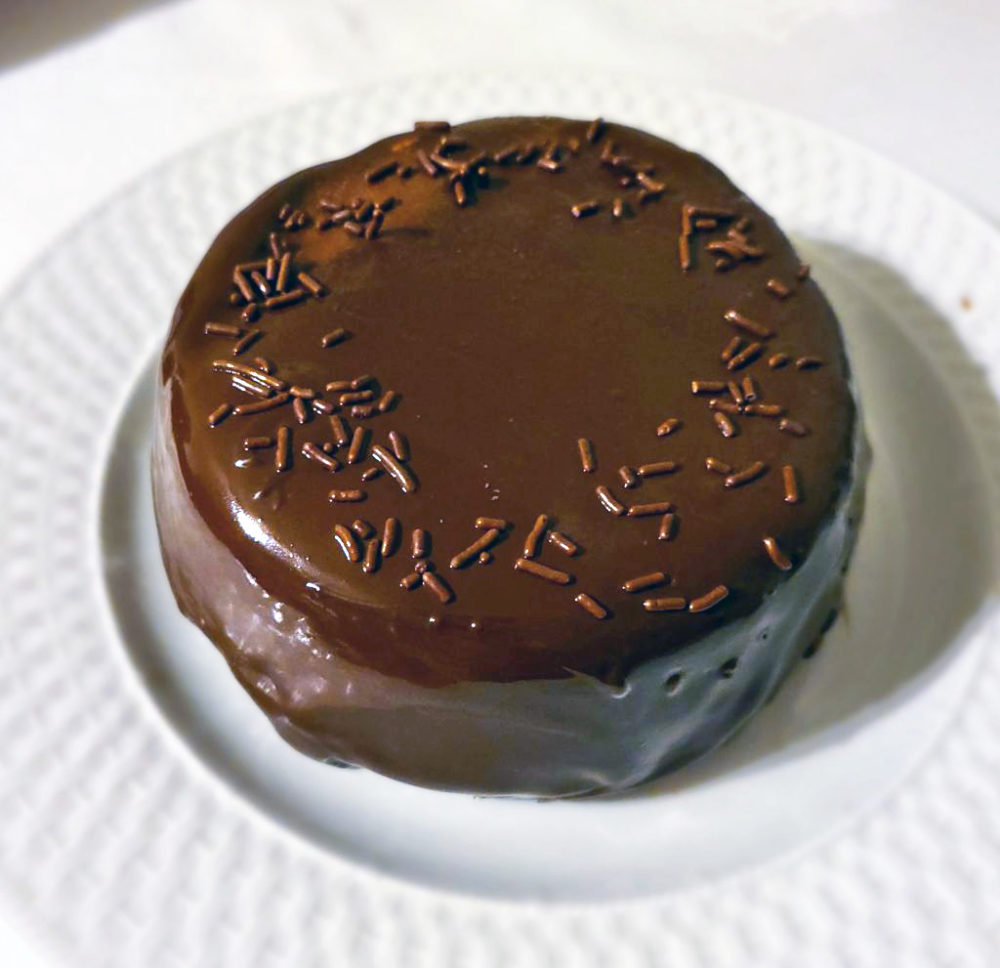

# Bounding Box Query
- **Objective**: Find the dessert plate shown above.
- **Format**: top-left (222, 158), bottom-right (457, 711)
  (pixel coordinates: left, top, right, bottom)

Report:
top-left (1, 73), bottom-right (999, 966)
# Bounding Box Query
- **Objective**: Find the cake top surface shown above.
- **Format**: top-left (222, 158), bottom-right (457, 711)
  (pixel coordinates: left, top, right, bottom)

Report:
top-left (161, 116), bottom-right (855, 685)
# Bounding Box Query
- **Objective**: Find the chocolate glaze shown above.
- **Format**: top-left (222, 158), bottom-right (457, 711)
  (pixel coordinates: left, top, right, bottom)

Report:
top-left (152, 117), bottom-right (867, 797)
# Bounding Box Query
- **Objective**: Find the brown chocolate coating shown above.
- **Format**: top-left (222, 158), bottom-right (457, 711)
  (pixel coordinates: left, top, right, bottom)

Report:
top-left (153, 117), bottom-right (866, 797)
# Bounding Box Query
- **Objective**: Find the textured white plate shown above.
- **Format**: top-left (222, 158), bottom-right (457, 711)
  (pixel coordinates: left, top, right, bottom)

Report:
top-left (2, 72), bottom-right (1000, 966)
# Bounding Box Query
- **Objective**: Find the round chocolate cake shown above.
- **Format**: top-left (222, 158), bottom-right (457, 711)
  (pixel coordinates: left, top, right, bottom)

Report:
top-left (153, 116), bottom-right (867, 798)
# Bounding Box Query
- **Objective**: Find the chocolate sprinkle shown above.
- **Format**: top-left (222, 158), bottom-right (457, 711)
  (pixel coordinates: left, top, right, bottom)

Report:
top-left (782, 464), bottom-right (800, 504)
top-left (400, 572), bottom-right (421, 590)
top-left (212, 360), bottom-right (286, 391)
top-left (571, 200), bottom-right (600, 218)
top-left (643, 597), bottom-right (687, 612)
top-left (233, 392), bottom-right (290, 416)
top-left (691, 380), bottom-right (727, 395)
top-left (705, 457), bottom-right (732, 475)
top-left (232, 330), bottom-right (263, 357)
top-left (276, 251), bottom-right (292, 292)
top-left (346, 426), bottom-right (369, 464)
top-left (207, 403), bottom-right (232, 428)
top-left (658, 513), bottom-right (677, 542)
top-left (450, 528), bottom-right (502, 569)
top-left (766, 278), bottom-right (791, 299)
top-left (322, 328), bottom-right (350, 348)
top-left (411, 528), bottom-right (429, 559)
top-left (514, 558), bottom-right (573, 586)
top-left (387, 430), bottom-right (409, 462)
top-left (232, 269), bottom-right (255, 303)
top-left (710, 400), bottom-right (742, 416)
top-left (523, 514), bottom-right (549, 559)
top-left (275, 425), bottom-right (291, 473)
top-left (362, 540), bottom-right (381, 575)
top-left (377, 390), bottom-right (398, 413)
top-left (623, 571), bottom-right (667, 593)
top-left (339, 390), bottom-right (375, 406)
top-left (264, 289), bottom-right (307, 310)
top-left (421, 571), bottom-right (454, 604)
top-left (301, 442), bottom-right (340, 471)
top-left (726, 341), bottom-right (763, 372)
top-left (778, 418), bottom-right (809, 437)
top-left (328, 489), bottom-right (366, 503)
top-left (365, 160), bottom-right (399, 184)
top-left (721, 336), bottom-right (744, 364)
top-left (595, 485), bottom-right (626, 516)
top-left (228, 376), bottom-right (272, 398)
top-left (329, 415), bottom-right (350, 447)
top-left (715, 410), bottom-right (739, 438)
top-left (795, 356), bottom-right (825, 370)
top-left (333, 524), bottom-right (361, 563)
top-left (415, 149), bottom-right (439, 177)
top-left (371, 443), bottom-right (417, 494)
top-left (381, 518), bottom-right (400, 558)
top-left (678, 233), bottom-right (692, 272)
top-left (627, 501), bottom-right (673, 517)
top-left (745, 403), bottom-right (785, 418)
top-left (618, 465), bottom-right (639, 489)
top-left (475, 517), bottom-right (508, 531)
top-left (574, 594), bottom-right (608, 620)
top-left (297, 271), bottom-right (325, 297)
top-left (205, 322), bottom-right (243, 339)
top-left (493, 144), bottom-right (519, 165)
top-left (249, 270), bottom-right (271, 297)
top-left (547, 531), bottom-right (580, 556)
top-left (638, 462), bottom-right (679, 479)
top-left (360, 466), bottom-right (383, 482)
top-left (577, 437), bottom-right (597, 473)
top-left (725, 309), bottom-right (774, 340)
top-left (656, 418), bottom-right (682, 437)
top-left (585, 117), bottom-right (605, 144)
top-left (689, 585), bottom-right (729, 613)
top-left (243, 436), bottom-right (274, 450)
top-left (763, 536), bottom-right (793, 571)
top-left (724, 461), bottom-right (767, 488)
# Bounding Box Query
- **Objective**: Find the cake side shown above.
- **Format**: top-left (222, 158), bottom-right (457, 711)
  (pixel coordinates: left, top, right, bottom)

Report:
top-left (153, 373), bottom-right (867, 796)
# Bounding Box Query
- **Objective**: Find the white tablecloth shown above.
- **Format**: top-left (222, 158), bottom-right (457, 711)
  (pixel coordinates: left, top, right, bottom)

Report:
top-left (1, 0), bottom-right (997, 963)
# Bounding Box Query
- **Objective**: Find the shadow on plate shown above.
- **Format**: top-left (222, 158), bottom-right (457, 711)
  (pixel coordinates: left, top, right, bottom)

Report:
top-left (0, 0), bottom-right (170, 71)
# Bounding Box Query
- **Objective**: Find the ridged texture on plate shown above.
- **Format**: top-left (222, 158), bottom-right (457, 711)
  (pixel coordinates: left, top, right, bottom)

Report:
top-left (1, 74), bottom-right (999, 966)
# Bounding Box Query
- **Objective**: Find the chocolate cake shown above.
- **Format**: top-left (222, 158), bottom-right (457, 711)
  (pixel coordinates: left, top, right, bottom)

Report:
top-left (152, 117), bottom-right (867, 798)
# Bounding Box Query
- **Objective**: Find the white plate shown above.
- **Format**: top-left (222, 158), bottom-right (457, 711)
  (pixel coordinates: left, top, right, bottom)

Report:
top-left (2, 73), bottom-right (999, 966)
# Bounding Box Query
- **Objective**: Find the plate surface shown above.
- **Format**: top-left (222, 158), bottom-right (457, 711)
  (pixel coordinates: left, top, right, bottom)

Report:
top-left (2, 73), bottom-right (999, 965)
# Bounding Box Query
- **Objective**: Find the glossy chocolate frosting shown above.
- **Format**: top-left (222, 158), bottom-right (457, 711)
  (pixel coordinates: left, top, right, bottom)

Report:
top-left (153, 117), bottom-right (866, 797)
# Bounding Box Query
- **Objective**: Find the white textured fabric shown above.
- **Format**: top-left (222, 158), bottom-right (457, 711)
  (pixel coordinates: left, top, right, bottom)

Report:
top-left (1, 3), bottom-right (998, 965)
